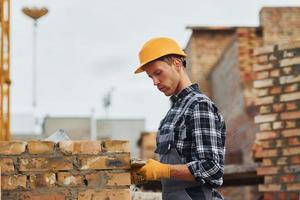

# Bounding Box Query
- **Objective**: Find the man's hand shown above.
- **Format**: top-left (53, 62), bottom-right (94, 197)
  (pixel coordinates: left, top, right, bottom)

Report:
top-left (138, 159), bottom-right (170, 181)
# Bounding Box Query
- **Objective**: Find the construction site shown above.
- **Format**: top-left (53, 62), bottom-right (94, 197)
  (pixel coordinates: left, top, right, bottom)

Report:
top-left (1, 1), bottom-right (300, 200)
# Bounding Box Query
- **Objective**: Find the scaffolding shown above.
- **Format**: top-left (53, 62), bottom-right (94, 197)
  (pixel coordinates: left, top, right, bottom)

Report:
top-left (0, 0), bottom-right (10, 140)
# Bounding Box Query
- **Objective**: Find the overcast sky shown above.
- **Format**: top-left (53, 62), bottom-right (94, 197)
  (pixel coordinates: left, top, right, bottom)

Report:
top-left (11, 0), bottom-right (300, 131)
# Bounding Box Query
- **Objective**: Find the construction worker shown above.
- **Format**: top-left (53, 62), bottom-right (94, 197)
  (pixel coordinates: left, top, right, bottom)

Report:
top-left (134, 37), bottom-right (226, 200)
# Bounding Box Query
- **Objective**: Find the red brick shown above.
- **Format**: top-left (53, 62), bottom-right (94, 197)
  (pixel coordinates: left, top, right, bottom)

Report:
top-left (78, 189), bottom-right (130, 200)
top-left (284, 83), bottom-right (298, 93)
top-left (264, 192), bottom-right (275, 200)
top-left (270, 86), bottom-right (282, 95)
top-left (57, 172), bottom-right (83, 186)
top-left (0, 158), bottom-right (14, 173)
top-left (288, 137), bottom-right (300, 146)
top-left (59, 140), bottom-right (102, 155)
top-left (283, 147), bottom-right (300, 156)
top-left (272, 121), bottom-right (284, 130)
top-left (286, 102), bottom-right (298, 110)
top-left (273, 103), bottom-right (285, 112)
top-left (277, 157), bottom-right (288, 165)
top-left (255, 114), bottom-right (278, 123)
top-left (280, 111), bottom-right (300, 120)
top-left (283, 165), bottom-right (300, 173)
top-left (257, 88), bottom-right (269, 97)
top-left (2, 175), bottom-right (27, 190)
top-left (259, 123), bottom-right (272, 131)
top-left (275, 139), bottom-right (284, 148)
top-left (262, 149), bottom-right (278, 157)
top-left (259, 105), bottom-right (271, 114)
top-left (20, 191), bottom-right (68, 200)
top-left (106, 172), bottom-right (131, 186)
top-left (101, 140), bottom-right (130, 153)
top-left (286, 120), bottom-right (296, 128)
top-left (256, 71), bottom-right (269, 79)
top-left (260, 140), bottom-right (275, 148)
top-left (270, 69), bottom-right (280, 77)
top-left (19, 157), bottom-right (73, 172)
top-left (280, 75), bottom-right (300, 85)
top-left (256, 131), bottom-right (279, 141)
top-left (280, 57), bottom-right (300, 67)
top-left (291, 156), bottom-right (300, 164)
top-left (253, 79), bottom-right (274, 88)
top-left (282, 129), bottom-right (300, 137)
top-left (286, 183), bottom-right (300, 191)
top-left (262, 158), bottom-right (273, 166)
top-left (29, 173), bottom-right (56, 188)
top-left (0, 141), bottom-right (26, 155)
top-left (264, 176), bottom-right (274, 184)
top-left (257, 55), bottom-right (269, 64)
top-left (80, 154), bottom-right (130, 170)
top-left (280, 174), bottom-right (295, 183)
top-left (253, 46), bottom-right (274, 56)
top-left (27, 141), bottom-right (55, 154)
top-left (278, 41), bottom-right (300, 51)
top-left (258, 184), bottom-right (281, 192)
top-left (280, 92), bottom-right (300, 102)
top-left (257, 166), bottom-right (280, 175)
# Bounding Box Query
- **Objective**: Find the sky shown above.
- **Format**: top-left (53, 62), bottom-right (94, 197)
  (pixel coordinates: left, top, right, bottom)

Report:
top-left (10, 0), bottom-right (300, 132)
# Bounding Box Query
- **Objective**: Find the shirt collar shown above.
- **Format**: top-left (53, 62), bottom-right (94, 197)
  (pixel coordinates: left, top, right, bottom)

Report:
top-left (170, 84), bottom-right (200, 103)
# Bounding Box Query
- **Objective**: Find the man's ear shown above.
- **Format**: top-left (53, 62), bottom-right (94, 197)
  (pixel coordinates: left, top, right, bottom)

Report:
top-left (173, 58), bottom-right (182, 71)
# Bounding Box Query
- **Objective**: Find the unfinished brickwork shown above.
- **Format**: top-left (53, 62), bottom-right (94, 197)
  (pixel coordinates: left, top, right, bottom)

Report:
top-left (0, 140), bottom-right (131, 200)
top-left (137, 132), bottom-right (158, 161)
top-left (253, 42), bottom-right (300, 200)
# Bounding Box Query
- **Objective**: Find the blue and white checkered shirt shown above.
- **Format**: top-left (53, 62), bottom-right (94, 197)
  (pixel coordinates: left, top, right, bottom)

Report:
top-left (157, 84), bottom-right (226, 199)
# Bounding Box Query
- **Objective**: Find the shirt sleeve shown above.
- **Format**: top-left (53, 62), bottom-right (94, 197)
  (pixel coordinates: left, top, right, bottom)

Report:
top-left (186, 100), bottom-right (226, 188)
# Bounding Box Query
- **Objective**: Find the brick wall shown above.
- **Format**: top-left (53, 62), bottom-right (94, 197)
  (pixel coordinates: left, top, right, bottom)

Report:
top-left (185, 27), bottom-right (235, 98)
top-left (260, 7), bottom-right (300, 45)
top-left (0, 140), bottom-right (131, 200)
top-left (253, 42), bottom-right (300, 200)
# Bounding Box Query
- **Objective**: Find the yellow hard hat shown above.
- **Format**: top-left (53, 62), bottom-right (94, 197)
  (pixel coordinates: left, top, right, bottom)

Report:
top-left (134, 37), bottom-right (187, 74)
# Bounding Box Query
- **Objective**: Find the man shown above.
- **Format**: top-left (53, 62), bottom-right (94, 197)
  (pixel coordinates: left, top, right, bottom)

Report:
top-left (134, 37), bottom-right (226, 200)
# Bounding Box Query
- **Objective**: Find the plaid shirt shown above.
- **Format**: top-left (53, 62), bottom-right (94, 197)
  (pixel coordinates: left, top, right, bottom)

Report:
top-left (157, 84), bottom-right (226, 199)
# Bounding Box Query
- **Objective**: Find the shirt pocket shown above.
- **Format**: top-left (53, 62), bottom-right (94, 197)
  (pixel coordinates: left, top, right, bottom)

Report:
top-left (174, 124), bottom-right (187, 140)
top-left (155, 129), bottom-right (173, 155)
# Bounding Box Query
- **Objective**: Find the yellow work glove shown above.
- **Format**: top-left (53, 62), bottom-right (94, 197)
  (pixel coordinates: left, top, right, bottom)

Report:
top-left (138, 159), bottom-right (171, 181)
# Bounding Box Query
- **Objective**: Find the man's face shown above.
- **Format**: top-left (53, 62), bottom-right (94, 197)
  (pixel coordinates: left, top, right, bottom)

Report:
top-left (145, 60), bottom-right (180, 96)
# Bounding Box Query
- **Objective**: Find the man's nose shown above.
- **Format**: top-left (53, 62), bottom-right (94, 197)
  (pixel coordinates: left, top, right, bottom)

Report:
top-left (152, 77), bottom-right (159, 86)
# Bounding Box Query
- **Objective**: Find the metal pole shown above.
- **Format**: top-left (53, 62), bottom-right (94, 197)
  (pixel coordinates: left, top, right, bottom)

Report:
top-left (32, 20), bottom-right (37, 108)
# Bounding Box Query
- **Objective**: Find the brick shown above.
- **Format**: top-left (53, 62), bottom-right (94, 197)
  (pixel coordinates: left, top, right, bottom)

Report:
top-left (59, 140), bottom-right (102, 155)
top-left (256, 131), bottom-right (279, 140)
top-left (19, 157), bottom-right (73, 172)
top-left (259, 123), bottom-right (272, 131)
top-left (280, 92), bottom-right (300, 102)
top-left (280, 174), bottom-right (295, 183)
top-left (27, 141), bottom-right (55, 154)
top-left (255, 114), bottom-right (278, 123)
top-left (284, 83), bottom-right (298, 93)
top-left (282, 66), bottom-right (293, 75)
top-left (0, 141), bottom-right (26, 155)
top-left (253, 79), bottom-right (274, 88)
top-left (257, 88), bottom-right (269, 97)
top-left (272, 103), bottom-right (284, 112)
top-left (264, 176), bottom-right (274, 184)
top-left (262, 158), bottom-right (273, 166)
top-left (282, 129), bottom-right (300, 137)
top-left (288, 137), bottom-right (300, 146)
top-left (256, 97), bottom-right (274, 107)
top-left (286, 120), bottom-right (297, 128)
top-left (20, 190), bottom-right (69, 200)
top-left (283, 147), bottom-right (300, 156)
top-left (259, 184), bottom-right (281, 192)
top-left (253, 64), bottom-right (273, 72)
top-left (57, 172), bottom-right (83, 186)
top-left (2, 175), bottom-right (27, 190)
top-left (101, 140), bottom-right (130, 153)
top-left (256, 71), bottom-right (269, 79)
top-left (276, 139), bottom-right (284, 148)
top-left (280, 111), bottom-right (300, 120)
top-left (280, 75), bottom-right (300, 85)
top-left (270, 69), bottom-right (280, 77)
top-left (257, 55), bottom-right (269, 64)
top-left (0, 158), bottom-right (14, 173)
top-left (272, 121), bottom-right (284, 130)
top-left (280, 57), bottom-right (300, 67)
top-left (283, 165), bottom-right (300, 173)
top-left (78, 189), bottom-right (130, 200)
top-left (286, 183), bottom-right (300, 191)
top-left (80, 154), bottom-right (130, 170)
top-left (283, 50), bottom-right (295, 58)
top-left (29, 173), bottom-right (56, 188)
top-left (259, 105), bottom-right (271, 114)
top-left (291, 156), bottom-right (300, 164)
top-left (260, 140), bottom-right (275, 148)
top-left (106, 172), bottom-right (131, 186)
top-left (278, 41), bottom-right (300, 51)
top-left (277, 157), bottom-right (288, 165)
top-left (257, 166), bottom-right (280, 175)
top-left (253, 46), bottom-right (274, 56)
top-left (286, 102), bottom-right (298, 110)
top-left (262, 149), bottom-right (278, 157)
top-left (270, 86), bottom-right (282, 95)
